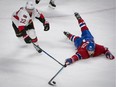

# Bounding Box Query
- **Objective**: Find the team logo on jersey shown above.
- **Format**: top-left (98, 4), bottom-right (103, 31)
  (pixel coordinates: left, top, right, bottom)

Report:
top-left (23, 15), bottom-right (27, 18)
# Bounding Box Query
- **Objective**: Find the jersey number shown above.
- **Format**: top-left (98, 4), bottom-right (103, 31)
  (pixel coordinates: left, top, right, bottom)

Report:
top-left (20, 19), bottom-right (26, 24)
top-left (81, 42), bottom-right (88, 48)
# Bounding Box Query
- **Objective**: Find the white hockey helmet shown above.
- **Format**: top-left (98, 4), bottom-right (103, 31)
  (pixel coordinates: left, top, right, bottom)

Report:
top-left (25, 1), bottom-right (35, 10)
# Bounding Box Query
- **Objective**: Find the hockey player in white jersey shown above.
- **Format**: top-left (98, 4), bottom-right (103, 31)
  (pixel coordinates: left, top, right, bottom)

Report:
top-left (35, 0), bottom-right (56, 8)
top-left (11, 1), bottom-right (50, 53)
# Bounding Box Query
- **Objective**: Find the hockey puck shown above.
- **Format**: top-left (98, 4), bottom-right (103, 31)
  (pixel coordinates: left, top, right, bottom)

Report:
top-left (52, 81), bottom-right (56, 84)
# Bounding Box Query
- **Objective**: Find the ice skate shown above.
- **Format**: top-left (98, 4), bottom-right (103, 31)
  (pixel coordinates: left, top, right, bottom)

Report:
top-left (49, 0), bottom-right (56, 8)
top-left (74, 12), bottom-right (81, 20)
top-left (63, 31), bottom-right (70, 37)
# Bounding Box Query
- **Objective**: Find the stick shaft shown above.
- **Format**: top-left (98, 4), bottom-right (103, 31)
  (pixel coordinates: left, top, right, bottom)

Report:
top-left (48, 66), bottom-right (64, 83)
top-left (32, 43), bottom-right (64, 66)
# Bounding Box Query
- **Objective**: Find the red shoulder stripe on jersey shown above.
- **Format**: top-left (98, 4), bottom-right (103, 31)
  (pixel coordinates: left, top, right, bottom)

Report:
top-left (13, 15), bottom-right (19, 20)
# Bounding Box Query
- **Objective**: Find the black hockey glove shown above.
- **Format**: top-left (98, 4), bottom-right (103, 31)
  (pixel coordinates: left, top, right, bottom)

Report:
top-left (23, 35), bottom-right (31, 44)
top-left (43, 21), bottom-right (50, 31)
top-left (35, 0), bottom-right (40, 4)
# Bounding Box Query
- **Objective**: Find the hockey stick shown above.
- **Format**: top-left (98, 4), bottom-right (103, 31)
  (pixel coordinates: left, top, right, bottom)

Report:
top-left (48, 66), bottom-right (64, 86)
top-left (32, 43), bottom-right (64, 67)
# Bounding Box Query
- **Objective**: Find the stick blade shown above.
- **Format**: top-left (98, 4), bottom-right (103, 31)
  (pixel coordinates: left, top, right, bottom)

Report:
top-left (48, 81), bottom-right (56, 86)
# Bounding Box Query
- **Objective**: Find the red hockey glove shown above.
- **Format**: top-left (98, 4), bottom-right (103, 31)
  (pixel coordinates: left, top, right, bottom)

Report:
top-left (43, 21), bottom-right (50, 31)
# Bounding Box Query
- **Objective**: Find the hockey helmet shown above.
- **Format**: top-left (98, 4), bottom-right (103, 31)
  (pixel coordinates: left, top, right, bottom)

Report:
top-left (86, 41), bottom-right (95, 51)
top-left (25, 1), bottom-right (35, 10)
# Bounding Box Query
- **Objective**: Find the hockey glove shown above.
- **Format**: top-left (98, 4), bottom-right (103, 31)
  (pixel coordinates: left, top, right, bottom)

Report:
top-left (64, 58), bottom-right (73, 67)
top-left (105, 50), bottom-right (115, 60)
top-left (43, 21), bottom-right (50, 31)
top-left (23, 35), bottom-right (31, 44)
top-left (35, 0), bottom-right (40, 4)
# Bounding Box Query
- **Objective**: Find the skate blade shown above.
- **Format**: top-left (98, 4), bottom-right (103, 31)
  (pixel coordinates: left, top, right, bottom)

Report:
top-left (48, 4), bottom-right (56, 9)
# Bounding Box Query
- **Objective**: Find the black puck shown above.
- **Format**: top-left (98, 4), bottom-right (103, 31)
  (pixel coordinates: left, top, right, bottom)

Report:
top-left (52, 81), bottom-right (56, 84)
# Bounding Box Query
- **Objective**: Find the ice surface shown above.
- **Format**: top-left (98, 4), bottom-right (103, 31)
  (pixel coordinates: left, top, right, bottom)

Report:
top-left (0, 0), bottom-right (115, 87)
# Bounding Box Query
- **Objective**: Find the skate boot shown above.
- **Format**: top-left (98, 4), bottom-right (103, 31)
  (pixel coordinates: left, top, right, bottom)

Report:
top-left (49, 0), bottom-right (56, 8)
top-left (74, 12), bottom-right (81, 20)
top-left (63, 31), bottom-right (70, 37)
top-left (35, 0), bottom-right (40, 4)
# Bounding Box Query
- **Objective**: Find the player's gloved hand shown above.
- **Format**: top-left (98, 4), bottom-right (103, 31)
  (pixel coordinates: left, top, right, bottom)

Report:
top-left (35, 0), bottom-right (40, 4)
top-left (64, 58), bottom-right (73, 67)
top-left (43, 21), bottom-right (50, 31)
top-left (23, 35), bottom-right (31, 44)
top-left (105, 50), bottom-right (115, 60)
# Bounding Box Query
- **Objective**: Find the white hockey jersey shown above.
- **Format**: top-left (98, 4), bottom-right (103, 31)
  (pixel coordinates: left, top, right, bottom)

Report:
top-left (12, 7), bottom-right (41, 31)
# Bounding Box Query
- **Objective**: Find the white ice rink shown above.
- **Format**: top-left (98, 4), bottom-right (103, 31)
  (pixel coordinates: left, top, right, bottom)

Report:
top-left (0, 0), bottom-right (115, 87)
